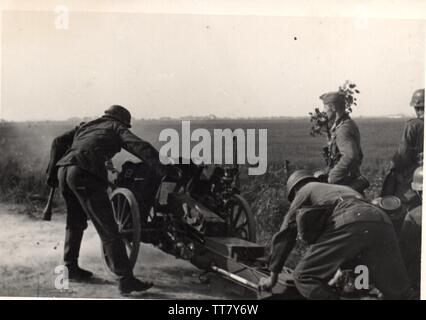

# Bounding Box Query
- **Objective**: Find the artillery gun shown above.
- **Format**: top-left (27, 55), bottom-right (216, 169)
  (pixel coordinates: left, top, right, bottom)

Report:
top-left (101, 159), bottom-right (297, 299)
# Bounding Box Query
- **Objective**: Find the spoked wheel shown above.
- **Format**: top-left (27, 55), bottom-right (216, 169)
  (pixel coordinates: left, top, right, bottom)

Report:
top-left (101, 188), bottom-right (141, 278)
top-left (225, 194), bottom-right (256, 242)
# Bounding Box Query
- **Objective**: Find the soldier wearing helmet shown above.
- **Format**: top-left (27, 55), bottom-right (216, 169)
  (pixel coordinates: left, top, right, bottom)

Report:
top-left (382, 89), bottom-right (424, 211)
top-left (319, 92), bottom-right (366, 192)
top-left (399, 166), bottom-right (423, 295)
top-left (46, 105), bottom-right (177, 294)
top-left (259, 170), bottom-right (413, 299)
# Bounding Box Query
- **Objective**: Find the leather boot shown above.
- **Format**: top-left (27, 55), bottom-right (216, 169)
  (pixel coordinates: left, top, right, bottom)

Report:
top-left (102, 238), bottom-right (133, 277)
top-left (66, 262), bottom-right (94, 281)
top-left (64, 228), bottom-right (93, 280)
top-left (119, 276), bottom-right (153, 295)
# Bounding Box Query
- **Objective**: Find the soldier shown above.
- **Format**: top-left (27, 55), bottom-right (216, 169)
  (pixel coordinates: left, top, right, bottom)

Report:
top-left (399, 166), bottom-right (422, 294)
top-left (319, 92), bottom-right (367, 192)
top-left (259, 170), bottom-right (413, 299)
top-left (46, 105), bottom-right (177, 294)
top-left (381, 89), bottom-right (424, 212)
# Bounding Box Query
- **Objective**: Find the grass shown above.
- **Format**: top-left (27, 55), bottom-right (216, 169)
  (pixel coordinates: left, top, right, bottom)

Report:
top-left (0, 117), bottom-right (407, 243)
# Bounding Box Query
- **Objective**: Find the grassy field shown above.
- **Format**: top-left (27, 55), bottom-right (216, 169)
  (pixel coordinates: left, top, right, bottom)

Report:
top-left (0, 117), bottom-right (407, 243)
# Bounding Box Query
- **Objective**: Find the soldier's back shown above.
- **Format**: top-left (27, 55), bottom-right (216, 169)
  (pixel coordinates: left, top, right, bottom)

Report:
top-left (57, 117), bottom-right (125, 181)
top-left (405, 117), bottom-right (424, 152)
top-left (301, 182), bottom-right (362, 205)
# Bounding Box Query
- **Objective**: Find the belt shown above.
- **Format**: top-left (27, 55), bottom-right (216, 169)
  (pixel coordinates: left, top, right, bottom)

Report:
top-left (332, 198), bottom-right (393, 228)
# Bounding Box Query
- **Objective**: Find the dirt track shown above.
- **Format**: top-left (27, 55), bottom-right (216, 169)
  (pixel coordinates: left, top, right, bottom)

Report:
top-left (0, 203), bottom-right (251, 299)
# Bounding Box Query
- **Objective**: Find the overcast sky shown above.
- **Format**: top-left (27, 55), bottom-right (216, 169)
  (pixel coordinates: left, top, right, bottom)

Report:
top-left (0, 1), bottom-right (425, 120)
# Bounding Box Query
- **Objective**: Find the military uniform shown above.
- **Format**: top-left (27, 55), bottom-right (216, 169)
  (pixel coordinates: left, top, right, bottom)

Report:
top-left (280, 182), bottom-right (362, 230)
top-left (270, 182), bottom-right (411, 300)
top-left (382, 118), bottom-right (424, 209)
top-left (47, 114), bottom-right (165, 280)
top-left (381, 89), bottom-right (424, 211)
top-left (327, 113), bottom-right (363, 186)
top-left (398, 166), bottom-right (423, 295)
top-left (399, 205), bottom-right (422, 292)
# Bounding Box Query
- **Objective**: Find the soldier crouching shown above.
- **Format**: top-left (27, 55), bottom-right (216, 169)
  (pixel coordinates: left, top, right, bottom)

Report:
top-left (259, 170), bottom-right (414, 300)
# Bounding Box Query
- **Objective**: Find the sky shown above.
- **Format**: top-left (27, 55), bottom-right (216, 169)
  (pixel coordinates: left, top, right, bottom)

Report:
top-left (0, 0), bottom-right (425, 120)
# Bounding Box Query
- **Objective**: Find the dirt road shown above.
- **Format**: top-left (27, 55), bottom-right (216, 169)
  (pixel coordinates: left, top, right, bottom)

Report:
top-left (0, 203), bottom-right (252, 299)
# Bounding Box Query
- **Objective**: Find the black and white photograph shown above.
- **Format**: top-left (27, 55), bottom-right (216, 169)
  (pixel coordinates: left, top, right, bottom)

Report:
top-left (0, 0), bottom-right (424, 303)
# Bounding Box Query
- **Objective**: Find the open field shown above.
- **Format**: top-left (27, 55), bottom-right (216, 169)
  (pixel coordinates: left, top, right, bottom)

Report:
top-left (0, 117), bottom-right (407, 243)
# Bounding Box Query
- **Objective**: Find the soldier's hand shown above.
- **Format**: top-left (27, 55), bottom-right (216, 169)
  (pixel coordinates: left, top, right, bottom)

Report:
top-left (258, 273), bottom-right (278, 292)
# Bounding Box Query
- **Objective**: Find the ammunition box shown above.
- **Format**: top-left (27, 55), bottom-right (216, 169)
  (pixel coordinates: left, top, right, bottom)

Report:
top-left (205, 237), bottom-right (265, 261)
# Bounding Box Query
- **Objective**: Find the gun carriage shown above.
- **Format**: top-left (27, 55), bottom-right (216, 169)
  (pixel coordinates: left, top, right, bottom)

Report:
top-left (101, 159), bottom-right (294, 299)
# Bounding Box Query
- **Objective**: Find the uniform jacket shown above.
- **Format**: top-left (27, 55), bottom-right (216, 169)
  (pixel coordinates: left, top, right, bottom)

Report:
top-left (393, 117), bottom-right (424, 170)
top-left (382, 117), bottom-right (424, 205)
top-left (269, 182), bottom-right (391, 274)
top-left (47, 116), bottom-right (162, 184)
top-left (327, 113), bottom-right (363, 184)
top-left (404, 205), bottom-right (422, 227)
top-left (280, 182), bottom-right (362, 230)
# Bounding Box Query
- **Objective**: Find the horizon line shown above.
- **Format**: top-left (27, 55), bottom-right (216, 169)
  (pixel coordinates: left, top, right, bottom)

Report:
top-left (0, 114), bottom-right (413, 123)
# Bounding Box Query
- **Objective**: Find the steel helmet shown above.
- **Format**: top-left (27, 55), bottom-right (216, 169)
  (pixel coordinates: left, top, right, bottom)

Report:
top-left (411, 166), bottom-right (423, 191)
top-left (104, 105), bottom-right (132, 128)
top-left (287, 170), bottom-right (317, 201)
top-left (410, 89), bottom-right (424, 108)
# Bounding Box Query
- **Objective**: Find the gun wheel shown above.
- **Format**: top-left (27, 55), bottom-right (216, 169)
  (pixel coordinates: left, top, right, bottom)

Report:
top-left (226, 194), bottom-right (256, 242)
top-left (101, 188), bottom-right (141, 278)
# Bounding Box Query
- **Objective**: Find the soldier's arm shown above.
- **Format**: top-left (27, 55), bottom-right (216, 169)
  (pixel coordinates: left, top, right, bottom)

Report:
top-left (328, 125), bottom-right (361, 184)
top-left (268, 190), bottom-right (309, 273)
top-left (117, 126), bottom-right (163, 172)
top-left (280, 191), bottom-right (309, 230)
top-left (46, 127), bottom-right (77, 186)
top-left (269, 225), bottom-right (298, 274)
